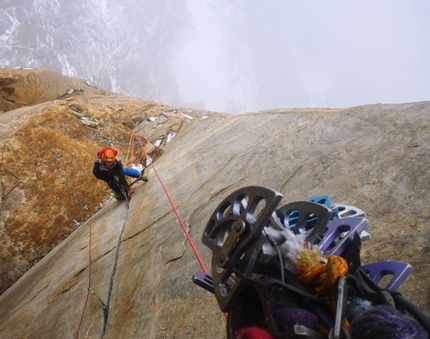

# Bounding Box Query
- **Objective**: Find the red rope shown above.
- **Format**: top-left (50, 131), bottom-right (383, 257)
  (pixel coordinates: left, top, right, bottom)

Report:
top-left (125, 129), bottom-right (207, 273)
top-left (147, 156), bottom-right (208, 273)
top-left (74, 135), bottom-right (217, 335)
top-left (1, 181), bottom-right (21, 200)
top-left (145, 153), bottom-right (225, 317)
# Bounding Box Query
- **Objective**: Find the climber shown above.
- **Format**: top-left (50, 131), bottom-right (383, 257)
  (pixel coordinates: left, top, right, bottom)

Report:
top-left (93, 147), bottom-right (147, 200)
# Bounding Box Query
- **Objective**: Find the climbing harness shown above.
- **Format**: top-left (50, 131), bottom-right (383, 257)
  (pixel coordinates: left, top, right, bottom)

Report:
top-left (111, 175), bottom-right (138, 205)
top-left (193, 186), bottom-right (430, 339)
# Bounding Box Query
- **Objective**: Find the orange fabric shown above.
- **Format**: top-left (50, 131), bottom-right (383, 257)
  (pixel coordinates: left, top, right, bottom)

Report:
top-left (295, 249), bottom-right (348, 297)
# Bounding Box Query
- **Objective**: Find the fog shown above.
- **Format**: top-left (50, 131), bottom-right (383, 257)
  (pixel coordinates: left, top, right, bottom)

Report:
top-left (1, 0), bottom-right (429, 114)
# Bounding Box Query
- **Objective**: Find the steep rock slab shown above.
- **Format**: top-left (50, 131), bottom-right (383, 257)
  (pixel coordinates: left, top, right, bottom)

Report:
top-left (0, 102), bottom-right (429, 338)
top-left (1, 68), bottom-right (208, 293)
top-left (0, 200), bottom-right (129, 338)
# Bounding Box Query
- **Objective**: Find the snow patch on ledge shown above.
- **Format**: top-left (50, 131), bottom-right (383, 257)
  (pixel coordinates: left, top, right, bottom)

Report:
top-left (167, 131), bottom-right (176, 143)
top-left (180, 112), bottom-right (193, 119)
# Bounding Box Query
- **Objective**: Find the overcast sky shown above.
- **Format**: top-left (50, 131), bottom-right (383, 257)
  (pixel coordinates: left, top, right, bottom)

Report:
top-left (1, 0), bottom-right (429, 114)
top-left (171, 0), bottom-right (430, 113)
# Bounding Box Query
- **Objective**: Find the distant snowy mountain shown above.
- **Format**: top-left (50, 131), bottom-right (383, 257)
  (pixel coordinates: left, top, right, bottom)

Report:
top-left (2, 1), bottom-right (428, 113)
top-left (0, 0), bottom-right (257, 114)
top-left (0, 1), bottom-right (184, 108)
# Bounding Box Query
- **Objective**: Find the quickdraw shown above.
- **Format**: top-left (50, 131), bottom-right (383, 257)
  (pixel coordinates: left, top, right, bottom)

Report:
top-left (194, 186), bottom-right (430, 339)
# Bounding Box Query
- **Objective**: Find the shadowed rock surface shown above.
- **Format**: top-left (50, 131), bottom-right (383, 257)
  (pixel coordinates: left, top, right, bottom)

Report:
top-left (0, 69), bottom-right (429, 338)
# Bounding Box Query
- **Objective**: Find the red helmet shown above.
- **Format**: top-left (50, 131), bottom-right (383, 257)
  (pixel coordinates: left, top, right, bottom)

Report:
top-left (102, 149), bottom-right (116, 163)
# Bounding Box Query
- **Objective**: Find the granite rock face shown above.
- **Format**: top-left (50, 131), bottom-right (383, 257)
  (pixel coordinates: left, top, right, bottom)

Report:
top-left (0, 69), bottom-right (429, 338)
top-left (0, 68), bottom-right (105, 112)
top-left (0, 68), bottom-right (196, 295)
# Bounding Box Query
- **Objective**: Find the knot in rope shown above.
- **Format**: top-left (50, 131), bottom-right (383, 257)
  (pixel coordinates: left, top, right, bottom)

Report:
top-left (294, 249), bottom-right (348, 297)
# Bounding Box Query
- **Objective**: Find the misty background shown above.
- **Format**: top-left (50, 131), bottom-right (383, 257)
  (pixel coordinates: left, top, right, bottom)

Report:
top-left (1, 0), bottom-right (429, 114)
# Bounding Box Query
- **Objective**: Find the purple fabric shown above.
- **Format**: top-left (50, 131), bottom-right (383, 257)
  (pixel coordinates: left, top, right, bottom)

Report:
top-left (271, 305), bottom-right (318, 331)
top-left (351, 305), bottom-right (427, 339)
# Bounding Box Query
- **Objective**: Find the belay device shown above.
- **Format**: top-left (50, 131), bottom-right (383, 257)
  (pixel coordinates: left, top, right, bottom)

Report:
top-left (193, 186), bottom-right (430, 339)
